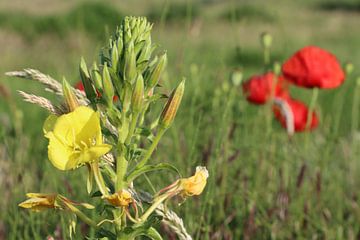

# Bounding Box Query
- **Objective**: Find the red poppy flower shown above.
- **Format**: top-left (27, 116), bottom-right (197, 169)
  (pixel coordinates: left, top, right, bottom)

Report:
top-left (75, 81), bottom-right (118, 101)
top-left (282, 46), bottom-right (345, 89)
top-left (273, 98), bottom-right (318, 132)
top-left (242, 72), bottom-right (289, 105)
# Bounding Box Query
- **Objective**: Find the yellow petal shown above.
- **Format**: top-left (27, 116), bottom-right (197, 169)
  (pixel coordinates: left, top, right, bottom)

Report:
top-left (47, 132), bottom-right (75, 170)
top-left (75, 144), bottom-right (112, 165)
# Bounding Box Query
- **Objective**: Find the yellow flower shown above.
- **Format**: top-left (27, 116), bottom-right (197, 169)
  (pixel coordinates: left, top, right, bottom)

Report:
top-left (43, 106), bottom-right (112, 170)
top-left (104, 189), bottom-right (133, 207)
top-left (179, 166), bottom-right (209, 196)
top-left (18, 193), bottom-right (57, 212)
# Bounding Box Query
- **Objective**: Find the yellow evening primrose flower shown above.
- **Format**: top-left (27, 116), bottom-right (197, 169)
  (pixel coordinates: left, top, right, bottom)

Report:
top-left (105, 189), bottom-right (133, 207)
top-left (43, 106), bottom-right (112, 170)
top-left (179, 166), bottom-right (209, 197)
top-left (18, 193), bottom-right (57, 212)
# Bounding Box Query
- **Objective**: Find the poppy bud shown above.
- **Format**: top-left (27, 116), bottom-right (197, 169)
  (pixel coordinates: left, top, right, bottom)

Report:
top-left (344, 62), bottom-right (354, 76)
top-left (132, 74), bottom-right (144, 113)
top-left (62, 78), bottom-right (79, 112)
top-left (159, 79), bottom-right (185, 129)
top-left (231, 70), bottom-right (243, 87)
top-left (124, 41), bottom-right (137, 83)
top-left (273, 61), bottom-right (281, 76)
top-left (147, 52), bottom-right (167, 89)
top-left (102, 63), bottom-right (115, 106)
top-left (79, 57), bottom-right (97, 102)
top-left (261, 32), bottom-right (272, 49)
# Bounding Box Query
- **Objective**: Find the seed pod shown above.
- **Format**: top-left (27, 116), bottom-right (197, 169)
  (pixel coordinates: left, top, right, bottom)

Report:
top-left (231, 70), bottom-right (243, 87)
top-left (79, 57), bottom-right (97, 102)
top-left (102, 63), bottom-right (115, 106)
top-left (147, 52), bottom-right (167, 89)
top-left (62, 78), bottom-right (79, 111)
top-left (132, 74), bottom-right (144, 113)
top-left (159, 79), bottom-right (185, 129)
top-left (344, 62), bottom-right (354, 76)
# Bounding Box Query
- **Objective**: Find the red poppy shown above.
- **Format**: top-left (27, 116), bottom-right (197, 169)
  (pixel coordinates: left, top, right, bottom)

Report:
top-left (273, 98), bottom-right (318, 132)
top-left (282, 46), bottom-right (345, 89)
top-left (75, 81), bottom-right (118, 101)
top-left (242, 72), bottom-right (289, 105)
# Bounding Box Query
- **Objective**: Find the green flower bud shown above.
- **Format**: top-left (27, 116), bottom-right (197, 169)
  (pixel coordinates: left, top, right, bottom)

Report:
top-left (345, 62), bottom-right (354, 76)
top-left (159, 79), bottom-right (185, 129)
top-left (62, 78), bottom-right (79, 112)
top-left (147, 52), bottom-right (167, 89)
top-left (132, 74), bottom-right (144, 113)
top-left (91, 62), bottom-right (103, 91)
top-left (102, 63), bottom-right (115, 106)
top-left (273, 61), bottom-right (281, 76)
top-left (79, 57), bottom-right (97, 102)
top-left (261, 32), bottom-right (272, 49)
top-left (122, 82), bottom-right (132, 113)
top-left (111, 44), bottom-right (119, 72)
top-left (231, 70), bottom-right (243, 87)
top-left (124, 41), bottom-right (137, 83)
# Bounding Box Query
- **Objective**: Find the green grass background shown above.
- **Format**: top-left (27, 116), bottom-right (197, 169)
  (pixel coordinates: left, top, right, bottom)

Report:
top-left (1, 0), bottom-right (360, 239)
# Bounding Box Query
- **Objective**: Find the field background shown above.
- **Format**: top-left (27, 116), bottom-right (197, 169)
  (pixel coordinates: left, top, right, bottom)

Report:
top-left (1, 0), bottom-right (360, 239)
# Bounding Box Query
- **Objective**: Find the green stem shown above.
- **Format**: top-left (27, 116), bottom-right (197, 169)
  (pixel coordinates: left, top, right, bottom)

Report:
top-left (138, 193), bottom-right (169, 223)
top-left (116, 151), bottom-right (128, 191)
top-left (264, 47), bottom-right (270, 66)
top-left (125, 112), bottom-right (139, 145)
top-left (306, 88), bottom-right (319, 130)
top-left (351, 83), bottom-right (360, 133)
top-left (65, 203), bottom-right (98, 229)
top-left (136, 127), bottom-right (167, 168)
top-left (91, 161), bottom-right (109, 196)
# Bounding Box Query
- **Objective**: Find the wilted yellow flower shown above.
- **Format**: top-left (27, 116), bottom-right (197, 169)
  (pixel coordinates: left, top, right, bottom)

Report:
top-left (179, 166), bottom-right (209, 196)
top-left (43, 106), bottom-right (112, 170)
top-left (104, 190), bottom-right (133, 207)
top-left (19, 193), bottom-right (57, 212)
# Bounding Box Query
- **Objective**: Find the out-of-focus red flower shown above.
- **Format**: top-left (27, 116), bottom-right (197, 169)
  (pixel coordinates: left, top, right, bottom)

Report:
top-left (242, 72), bottom-right (289, 105)
top-left (273, 98), bottom-right (318, 132)
top-left (75, 81), bottom-right (118, 101)
top-left (282, 46), bottom-right (345, 89)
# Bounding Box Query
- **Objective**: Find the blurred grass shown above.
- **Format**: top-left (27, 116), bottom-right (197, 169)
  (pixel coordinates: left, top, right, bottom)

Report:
top-left (0, 2), bottom-right (123, 40)
top-left (1, 0), bottom-right (360, 239)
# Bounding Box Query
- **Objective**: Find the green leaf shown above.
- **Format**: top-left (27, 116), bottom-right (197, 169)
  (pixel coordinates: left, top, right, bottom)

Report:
top-left (95, 228), bottom-right (116, 240)
top-left (126, 163), bottom-right (181, 182)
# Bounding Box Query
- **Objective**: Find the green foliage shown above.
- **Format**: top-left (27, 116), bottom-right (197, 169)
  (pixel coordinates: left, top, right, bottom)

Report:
top-left (0, 2), bottom-right (123, 40)
top-left (220, 4), bottom-right (277, 23)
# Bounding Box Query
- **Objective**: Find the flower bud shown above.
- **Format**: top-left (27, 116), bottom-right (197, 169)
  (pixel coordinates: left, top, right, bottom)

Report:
top-left (91, 62), bottom-right (103, 91)
top-left (102, 63), bottom-right (115, 106)
top-left (147, 52), bottom-right (167, 89)
top-left (132, 74), bottom-right (144, 113)
top-left (231, 70), bottom-right (243, 86)
top-left (344, 62), bottom-right (354, 76)
top-left (122, 82), bottom-right (132, 113)
top-left (62, 78), bottom-right (79, 111)
top-left (19, 193), bottom-right (57, 211)
top-left (79, 57), bottom-right (97, 102)
top-left (273, 61), bottom-right (281, 76)
top-left (261, 32), bottom-right (272, 49)
top-left (159, 79), bottom-right (185, 129)
top-left (111, 44), bottom-right (119, 72)
top-left (124, 41), bottom-right (137, 83)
